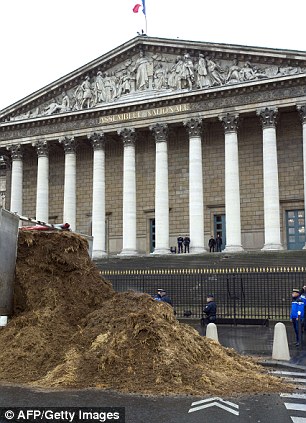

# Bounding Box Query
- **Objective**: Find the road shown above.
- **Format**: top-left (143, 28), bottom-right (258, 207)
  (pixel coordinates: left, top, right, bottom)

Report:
top-left (0, 370), bottom-right (306, 423)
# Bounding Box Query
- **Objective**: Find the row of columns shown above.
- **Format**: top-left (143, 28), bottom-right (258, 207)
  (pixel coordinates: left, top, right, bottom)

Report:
top-left (6, 106), bottom-right (306, 257)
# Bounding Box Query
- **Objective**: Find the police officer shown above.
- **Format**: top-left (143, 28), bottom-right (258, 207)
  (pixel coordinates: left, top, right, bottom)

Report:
top-left (203, 294), bottom-right (217, 325)
top-left (290, 288), bottom-right (306, 346)
top-left (177, 236), bottom-right (184, 253)
top-left (208, 236), bottom-right (216, 252)
top-left (183, 235), bottom-right (190, 253)
top-left (154, 289), bottom-right (173, 306)
top-left (215, 234), bottom-right (222, 252)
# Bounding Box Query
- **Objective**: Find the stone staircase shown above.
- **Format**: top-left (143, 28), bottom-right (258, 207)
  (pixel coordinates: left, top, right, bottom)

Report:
top-left (95, 250), bottom-right (306, 272)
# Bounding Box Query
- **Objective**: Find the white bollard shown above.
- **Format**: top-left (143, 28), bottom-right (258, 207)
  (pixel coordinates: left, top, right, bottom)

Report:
top-left (0, 316), bottom-right (8, 327)
top-left (272, 322), bottom-right (290, 361)
top-left (206, 323), bottom-right (219, 343)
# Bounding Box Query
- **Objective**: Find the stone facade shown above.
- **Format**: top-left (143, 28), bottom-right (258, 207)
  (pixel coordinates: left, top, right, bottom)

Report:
top-left (1, 36), bottom-right (306, 255)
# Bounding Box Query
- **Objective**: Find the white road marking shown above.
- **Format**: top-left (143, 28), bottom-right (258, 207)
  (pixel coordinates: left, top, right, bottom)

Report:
top-left (190, 397), bottom-right (239, 408)
top-left (281, 394), bottom-right (306, 399)
top-left (188, 397), bottom-right (239, 416)
top-left (285, 403), bottom-right (306, 411)
top-left (271, 371), bottom-right (306, 377)
top-left (280, 371), bottom-right (306, 423)
top-left (284, 378), bottom-right (306, 384)
top-left (188, 401), bottom-right (239, 415)
top-left (291, 417), bottom-right (306, 422)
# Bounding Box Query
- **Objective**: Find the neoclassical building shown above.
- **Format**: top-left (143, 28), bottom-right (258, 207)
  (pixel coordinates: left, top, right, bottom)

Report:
top-left (0, 36), bottom-right (306, 258)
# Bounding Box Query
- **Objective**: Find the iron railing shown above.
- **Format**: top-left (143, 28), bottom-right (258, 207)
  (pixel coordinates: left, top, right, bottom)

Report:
top-left (99, 267), bottom-right (306, 322)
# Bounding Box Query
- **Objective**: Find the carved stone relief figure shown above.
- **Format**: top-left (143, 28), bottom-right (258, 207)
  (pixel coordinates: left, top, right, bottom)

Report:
top-left (74, 76), bottom-right (94, 110)
top-left (206, 56), bottom-right (225, 86)
top-left (167, 56), bottom-right (181, 89)
top-left (153, 63), bottom-right (167, 90)
top-left (42, 92), bottom-right (70, 115)
top-left (133, 50), bottom-right (150, 90)
top-left (277, 65), bottom-right (301, 76)
top-left (117, 70), bottom-right (132, 97)
top-left (110, 72), bottom-right (118, 100)
top-left (181, 53), bottom-right (194, 90)
top-left (81, 76), bottom-right (94, 109)
top-left (239, 61), bottom-right (257, 81)
top-left (94, 71), bottom-right (106, 103)
top-left (196, 53), bottom-right (209, 89)
top-left (103, 72), bottom-right (114, 103)
top-left (226, 59), bottom-right (241, 83)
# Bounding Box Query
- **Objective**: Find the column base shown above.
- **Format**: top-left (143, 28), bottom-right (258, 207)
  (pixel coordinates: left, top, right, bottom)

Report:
top-left (261, 243), bottom-right (283, 251)
top-left (118, 249), bottom-right (138, 257)
top-left (151, 248), bottom-right (171, 255)
top-left (92, 250), bottom-right (108, 260)
top-left (190, 247), bottom-right (207, 254)
top-left (223, 245), bottom-right (244, 253)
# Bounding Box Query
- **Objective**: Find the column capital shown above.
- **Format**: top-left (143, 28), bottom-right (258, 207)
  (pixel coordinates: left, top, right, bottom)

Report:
top-left (33, 140), bottom-right (49, 157)
top-left (88, 131), bottom-right (105, 150)
top-left (0, 155), bottom-right (10, 169)
top-left (7, 144), bottom-right (23, 160)
top-left (59, 136), bottom-right (76, 153)
top-left (257, 107), bottom-right (278, 128)
top-left (117, 128), bottom-right (136, 146)
top-left (183, 118), bottom-right (202, 137)
top-left (219, 113), bottom-right (239, 133)
top-left (149, 123), bottom-right (168, 143)
top-left (297, 104), bottom-right (306, 123)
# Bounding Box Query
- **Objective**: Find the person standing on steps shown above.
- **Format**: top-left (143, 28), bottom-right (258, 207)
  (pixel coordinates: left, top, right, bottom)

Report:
top-left (183, 235), bottom-right (190, 253)
top-left (215, 234), bottom-right (223, 252)
top-left (208, 236), bottom-right (216, 252)
top-left (177, 235), bottom-right (184, 254)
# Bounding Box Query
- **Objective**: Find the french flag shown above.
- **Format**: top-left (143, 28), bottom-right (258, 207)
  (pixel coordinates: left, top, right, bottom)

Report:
top-left (133, 0), bottom-right (146, 15)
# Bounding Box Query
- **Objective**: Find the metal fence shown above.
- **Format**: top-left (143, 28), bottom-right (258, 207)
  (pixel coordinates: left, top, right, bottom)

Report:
top-left (99, 267), bottom-right (306, 322)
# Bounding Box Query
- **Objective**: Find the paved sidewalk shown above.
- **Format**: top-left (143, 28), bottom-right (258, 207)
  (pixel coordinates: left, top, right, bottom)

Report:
top-left (185, 320), bottom-right (306, 367)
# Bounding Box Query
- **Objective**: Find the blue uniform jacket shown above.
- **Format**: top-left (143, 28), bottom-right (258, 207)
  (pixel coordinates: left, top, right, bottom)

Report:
top-left (290, 295), bottom-right (306, 319)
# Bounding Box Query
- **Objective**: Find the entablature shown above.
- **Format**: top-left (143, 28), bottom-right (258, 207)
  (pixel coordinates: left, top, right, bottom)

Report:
top-left (0, 73), bottom-right (305, 146)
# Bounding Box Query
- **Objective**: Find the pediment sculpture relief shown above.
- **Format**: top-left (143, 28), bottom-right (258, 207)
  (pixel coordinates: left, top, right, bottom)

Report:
top-left (9, 50), bottom-right (305, 121)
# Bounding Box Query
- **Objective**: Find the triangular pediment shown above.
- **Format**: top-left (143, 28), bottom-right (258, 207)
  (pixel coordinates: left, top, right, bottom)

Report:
top-left (1, 36), bottom-right (306, 123)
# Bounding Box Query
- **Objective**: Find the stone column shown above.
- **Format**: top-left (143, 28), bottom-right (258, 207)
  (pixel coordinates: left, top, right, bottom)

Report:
top-left (183, 118), bottom-right (206, 253)
top-left (150, 123), bottom-right (170, 254)
top-left (118, 128), bottom-right (137, 256)
top-left (33, 141), bottom-right (49, 223)
top-left (59, 136), bottom-right (76, 231)
top-left (257, 107), bottom-right (283, 250)
top-left (7, 144), bottom-right (23, 216)
top-left (297, 104), bottom-right (306, 249)
top-left (0, 155), bottom-right (9, 209)
top-left (88, 132), bottom-right (107, 258)
top-left (219, 114), bottom-right (244, 252)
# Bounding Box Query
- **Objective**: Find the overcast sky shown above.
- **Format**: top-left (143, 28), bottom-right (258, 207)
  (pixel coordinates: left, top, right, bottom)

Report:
top-left (1, 0), bottom-right (305, 111)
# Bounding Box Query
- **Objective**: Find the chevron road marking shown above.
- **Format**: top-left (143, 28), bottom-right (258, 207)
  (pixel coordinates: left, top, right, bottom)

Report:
top-left (290, 418), bottom-right (306, 422)
top-left (188, 397), bottom-right (239, 416)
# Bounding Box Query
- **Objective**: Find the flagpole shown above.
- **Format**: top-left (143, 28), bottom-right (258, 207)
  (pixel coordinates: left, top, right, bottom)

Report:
top-left (143, 0), bottom-right (147, 34)
top-left (145, 14), bottom-right (147, 35)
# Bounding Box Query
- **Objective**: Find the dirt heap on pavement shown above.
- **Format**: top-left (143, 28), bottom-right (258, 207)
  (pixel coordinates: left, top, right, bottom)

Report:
top-left (0, 231), bottom-right (290, 396)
